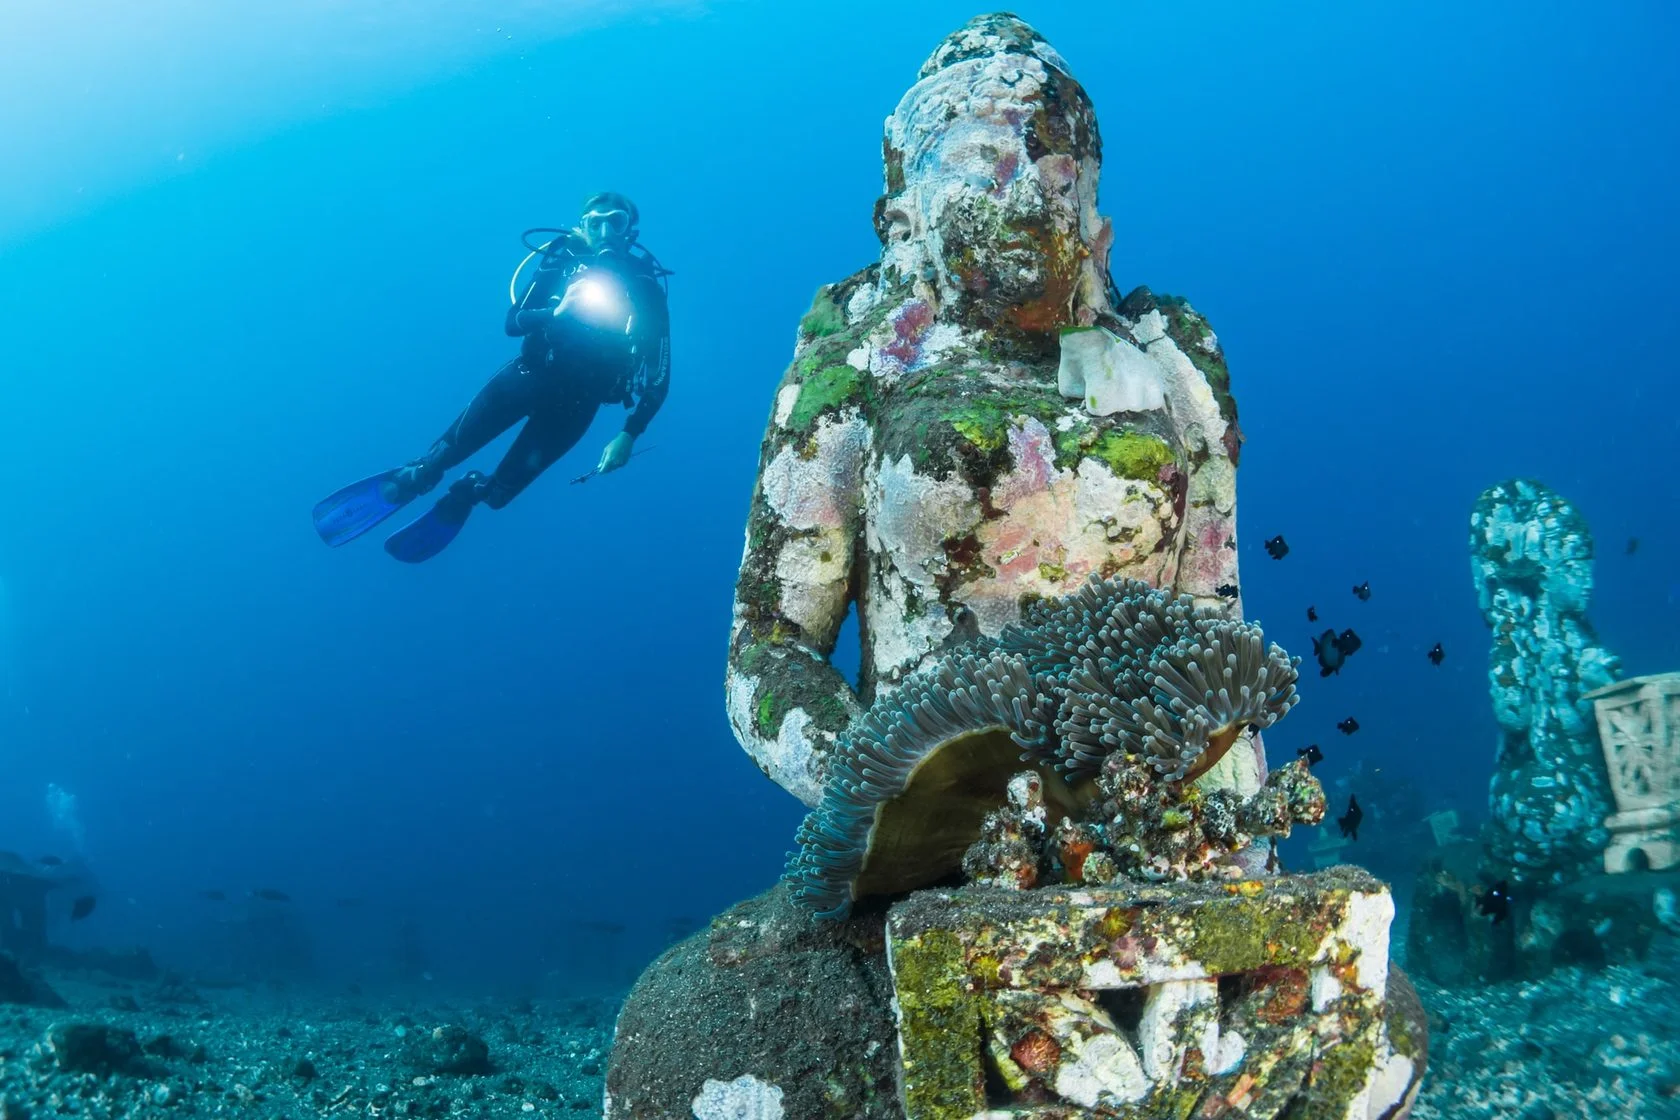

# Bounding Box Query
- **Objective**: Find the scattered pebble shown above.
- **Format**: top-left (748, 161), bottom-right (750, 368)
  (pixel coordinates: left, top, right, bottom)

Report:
top-left (0, 968), bottom-right (617, 1118)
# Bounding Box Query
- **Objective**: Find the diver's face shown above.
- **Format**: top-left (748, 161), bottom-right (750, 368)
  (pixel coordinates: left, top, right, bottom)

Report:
top-left (579, 207), bottom-right (632, 251)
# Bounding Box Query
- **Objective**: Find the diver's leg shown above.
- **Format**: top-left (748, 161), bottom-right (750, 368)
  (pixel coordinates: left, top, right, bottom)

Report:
top-left (476, 396), bottom-right (601, 510)
top-left (389, 358), bottom-right (534, 499)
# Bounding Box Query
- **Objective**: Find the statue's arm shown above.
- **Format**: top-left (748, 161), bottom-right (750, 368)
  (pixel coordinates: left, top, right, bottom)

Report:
top-left (1146, 297), bottom-right (1243, 620)
top-left (725, 315), bottom-right (873, 808)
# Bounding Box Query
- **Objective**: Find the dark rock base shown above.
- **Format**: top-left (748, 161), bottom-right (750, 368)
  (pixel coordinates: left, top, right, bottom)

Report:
top-left (605, 885), bottom-right (901, 1119)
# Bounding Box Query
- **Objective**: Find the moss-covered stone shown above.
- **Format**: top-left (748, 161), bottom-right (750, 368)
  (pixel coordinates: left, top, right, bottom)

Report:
top-left (1291, 1036), bottom-right (1379, 1120)
top-left (735, 635), bottom-right (857, 743)
top-left (888, 927), bottom-right (985, 1120)
top-left (788, 363), bottom-right (867, 433)
top-left (1090, 430), bottom-right (1176, 480)
top-left (885, 872), bottom-right (1398, 1118)
top-left (1178, 891), bottom-right (1345, 975)
top-left (798, 287), bottom-right (850, 340)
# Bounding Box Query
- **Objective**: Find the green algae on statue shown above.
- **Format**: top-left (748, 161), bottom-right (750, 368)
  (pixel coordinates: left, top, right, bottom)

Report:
top-left (725, 12), bottom-right (1250, 811)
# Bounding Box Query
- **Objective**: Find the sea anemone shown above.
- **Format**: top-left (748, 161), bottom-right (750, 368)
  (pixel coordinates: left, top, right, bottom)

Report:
top-left (784, 650), bottom-right (1062, 920)
top-left (786, 577), bottom-right (1302, 918)
top-left (1016, 579), bottom-right (1299, 781)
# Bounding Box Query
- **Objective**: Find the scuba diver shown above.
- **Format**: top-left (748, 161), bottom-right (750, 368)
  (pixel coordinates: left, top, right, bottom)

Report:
top-left (312, 192), bottom-right (671, 562)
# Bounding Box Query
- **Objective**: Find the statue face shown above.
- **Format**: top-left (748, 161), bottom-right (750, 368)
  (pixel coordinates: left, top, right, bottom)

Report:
top-left (880, 42), bottom-right (1104, 330)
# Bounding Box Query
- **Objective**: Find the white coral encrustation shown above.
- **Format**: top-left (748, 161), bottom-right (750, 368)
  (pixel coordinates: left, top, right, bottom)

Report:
top-left (690, 1074), bottom-right (785, 1120)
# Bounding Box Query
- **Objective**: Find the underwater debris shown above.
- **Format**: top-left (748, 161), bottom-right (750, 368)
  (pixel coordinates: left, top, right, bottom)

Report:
top-left (785, 577), bottom-right (1311, 918)
top-left (68, 896), bottom-right (96, 922)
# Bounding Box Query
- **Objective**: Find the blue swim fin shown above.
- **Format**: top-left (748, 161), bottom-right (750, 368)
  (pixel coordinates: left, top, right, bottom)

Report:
top-left (383, 492), bottom-right (474, 564)
top-left (313, 471), bottom-right (409, 547)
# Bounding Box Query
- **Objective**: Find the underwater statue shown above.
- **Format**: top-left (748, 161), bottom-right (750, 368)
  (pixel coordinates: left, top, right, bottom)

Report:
top-left (608, 18), bottom-right (1427, 1120)
top-left (1470, 478), bottom-right (1621, 886)
top-left (726, 14), bottom-right (1247, 809)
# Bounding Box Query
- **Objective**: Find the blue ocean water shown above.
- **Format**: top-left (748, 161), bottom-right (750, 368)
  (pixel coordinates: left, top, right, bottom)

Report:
top-left (0, 0), bottom-right (1674, 1004)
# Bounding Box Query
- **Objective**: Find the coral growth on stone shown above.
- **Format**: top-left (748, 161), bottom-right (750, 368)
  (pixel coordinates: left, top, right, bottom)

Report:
top-left (786, 577), bottom-right (1311, 918)
top-left (1470, 479), bottom-right (1620, 886)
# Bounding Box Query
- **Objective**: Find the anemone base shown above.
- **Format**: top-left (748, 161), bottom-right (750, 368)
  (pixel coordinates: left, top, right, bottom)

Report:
top-left (885, 867), bottom-right (1424, 1119)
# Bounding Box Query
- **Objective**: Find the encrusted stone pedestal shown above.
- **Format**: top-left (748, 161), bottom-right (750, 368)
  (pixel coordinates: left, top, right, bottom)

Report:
top-left (886, 868), bottom-right (1424, 1119)
top-left (1587, 673), bottom-right (1680, 873)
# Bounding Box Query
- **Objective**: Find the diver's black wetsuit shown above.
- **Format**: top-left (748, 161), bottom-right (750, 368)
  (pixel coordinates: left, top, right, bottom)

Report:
top-left (403, 233), bottom-right (671, 508)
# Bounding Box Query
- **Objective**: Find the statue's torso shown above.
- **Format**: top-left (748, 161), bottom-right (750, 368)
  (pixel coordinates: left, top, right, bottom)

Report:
top-left (859, 358), bottom-right (1194, 693)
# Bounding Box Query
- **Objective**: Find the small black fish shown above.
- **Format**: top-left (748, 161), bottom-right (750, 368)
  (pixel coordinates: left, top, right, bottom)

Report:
top-left (1215, 583), bottom-right (1239, 600)
top-left (37, 855), bottom-right (63, 867)
top-left (69, 896), bottom-right (96, 921)
top-left (1337, 717), bottom-right (1360, 735)
top-left (1306, 606), bottom-right (1318, 623)
top-left (1353, 581), bottom-right (1371, 601)
top-left (1427, 642), bottom-right (1444, 666)
top-left (1264, 535), bottom-right (1289, 560)
top-left (1312, 629), bottom-right (1346, 677)
top-left (254, 889), bottom-right (291, 903)
top-left (1337, 795), bottom-right (1363, 841)
top-left (1312, 628), bottom-right (1362, 677)
top-left (1476, 880), bottom-right (1511, 924)
top-left (199, 890), bottom-right (227, 902)
top-left (1297, 744), bottom-right (1323, 767)
top-left (1627, 537), bottom-right (1640, 556)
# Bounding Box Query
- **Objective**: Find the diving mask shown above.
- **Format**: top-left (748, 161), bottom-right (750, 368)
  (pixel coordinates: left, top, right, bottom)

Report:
top-left (580, 207), bottom-right (632, 244)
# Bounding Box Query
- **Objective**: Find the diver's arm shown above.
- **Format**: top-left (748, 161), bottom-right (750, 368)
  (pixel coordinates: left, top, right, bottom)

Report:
top-left (507, 305), bottom-right (557, 337)
top-left (623, 313), bottom-right (670, 437)
top-left (504, 254), bottom-right (575, 337)
top-left (724, 357), bottom-right (870, 809)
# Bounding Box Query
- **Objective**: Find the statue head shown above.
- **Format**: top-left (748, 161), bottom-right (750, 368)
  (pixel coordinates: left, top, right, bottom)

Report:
top-left (874, 14), bottom-right (1115, 334)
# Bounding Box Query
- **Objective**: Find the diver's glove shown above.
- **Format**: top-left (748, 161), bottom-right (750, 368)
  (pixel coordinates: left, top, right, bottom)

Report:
top-left (598, 431), bottom-right (635, 475)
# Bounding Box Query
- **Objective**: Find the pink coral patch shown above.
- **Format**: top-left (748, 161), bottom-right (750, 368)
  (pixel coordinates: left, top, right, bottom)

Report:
top-left (881, 300), bottom-right (935, 369)
top-left (992, 422), bottom-right (1055, 505)
top-left (989, 521), bottom-right (1040, 581)
top-left (990, 150), bottom-right (1020, 197)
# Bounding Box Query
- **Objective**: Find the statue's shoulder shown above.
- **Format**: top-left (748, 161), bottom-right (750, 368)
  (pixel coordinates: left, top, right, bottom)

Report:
top-left (796, 264), bottom-right (878, 336)
top-left (763, 266), bottom-right (886, 438)
top-left (1115, 285), bottom-right (1239, 459)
